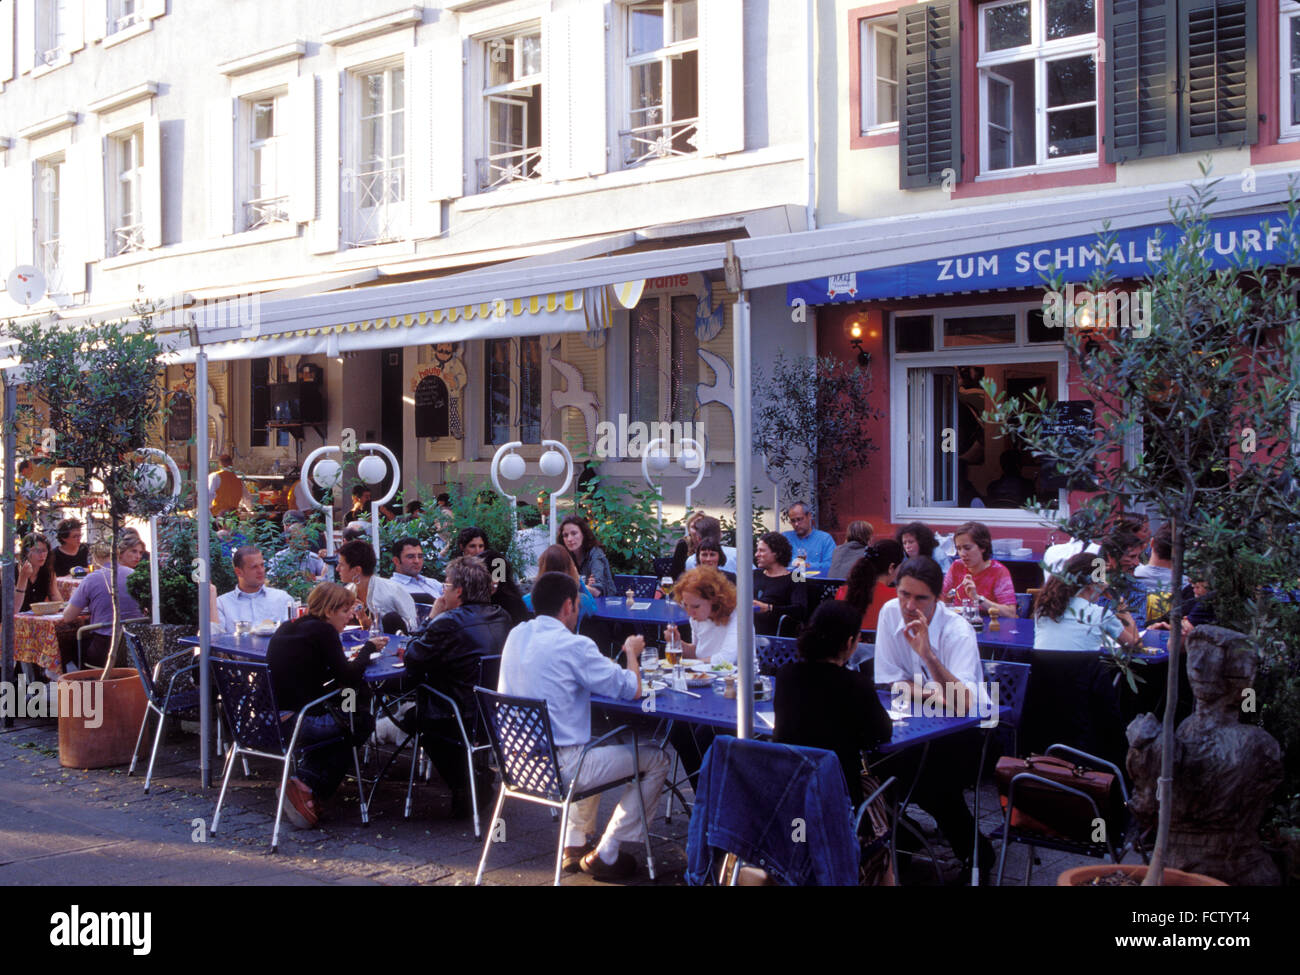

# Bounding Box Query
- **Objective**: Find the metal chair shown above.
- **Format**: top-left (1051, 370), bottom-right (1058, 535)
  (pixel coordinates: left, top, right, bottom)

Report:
top-left (612, 574), bottom-right (658, 598)
top-left (123, 628), bottom-right (206, 793)
top-left (969, 658), bottom-right (1033, 884)
top-left (1015, 593), bottom-right (1034, 618)
top-left (75, 616), bottom-right (149, 670)
top-left (756, 635), bottom-right (800, 675)
top-left (994, 744), bottom-right (1146, 886)
top-left (805, 578), bottom-right (843, 609)
top-left (473, 687), bottom-right (656, 886)
top-left (209, 658), bottom-right (368, 853)
top-left (651, 555), bottom-right (675, 579)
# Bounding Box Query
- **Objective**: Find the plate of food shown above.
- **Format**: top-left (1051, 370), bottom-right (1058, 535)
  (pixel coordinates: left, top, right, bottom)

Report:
top-left (684, 673), bottom-right (714, 687)
top-left (252, 622), bottom-right (279, 636)
top-left (691, 661), bottom-right (734, 674)
top-left (641, 679), bottom-right (668, 695)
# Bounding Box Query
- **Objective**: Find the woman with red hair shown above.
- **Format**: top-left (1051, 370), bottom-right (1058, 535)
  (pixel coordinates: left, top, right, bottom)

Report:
top-left (666, 566), bottom-right (738, 665)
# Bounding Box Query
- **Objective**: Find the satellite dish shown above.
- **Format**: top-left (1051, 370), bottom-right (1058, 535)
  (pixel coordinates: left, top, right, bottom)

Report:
top-left (6, 265), bottom-right (46, 306)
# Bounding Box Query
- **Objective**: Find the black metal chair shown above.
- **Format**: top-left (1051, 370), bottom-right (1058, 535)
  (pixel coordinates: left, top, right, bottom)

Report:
top-left (651, 556), bottom-right (674, 579)
top-left (209, 658), bottom-right (368, 853)
top-left (473, 687), bottom-right (656, 885)
top-left (123, 628), bottom-right (207, 793)
top-left (805, 578), bottom-right (844, 609)
top-left (756, 635), bottom-right (800, 675)
top-left (612, 574), bottom-right (658, 598)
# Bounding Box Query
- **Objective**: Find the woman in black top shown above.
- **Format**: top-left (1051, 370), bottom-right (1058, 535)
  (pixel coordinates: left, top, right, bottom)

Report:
top-left (774, 600), bottom-right (892, 806)
top-left (15, 533), bottom-right (59, 614)
top-left (50, 518), bottom-right (90, 577)
top-left (266, 582), bottom-right (385, 828)
top-left (752, 532), bottom-right (808, 636)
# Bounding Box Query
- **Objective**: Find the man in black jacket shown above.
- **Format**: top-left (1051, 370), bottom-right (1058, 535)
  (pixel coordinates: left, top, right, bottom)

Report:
top-left (403, 555), bottom-right (513, 818)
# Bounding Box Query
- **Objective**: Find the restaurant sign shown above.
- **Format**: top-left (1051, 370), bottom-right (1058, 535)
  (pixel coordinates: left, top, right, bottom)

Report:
top-left (786, 209), bottom-right (1299, 306)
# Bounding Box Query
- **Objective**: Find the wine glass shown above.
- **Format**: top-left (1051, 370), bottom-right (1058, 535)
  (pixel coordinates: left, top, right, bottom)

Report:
top-left (660, 576), bottom-right (674, 599)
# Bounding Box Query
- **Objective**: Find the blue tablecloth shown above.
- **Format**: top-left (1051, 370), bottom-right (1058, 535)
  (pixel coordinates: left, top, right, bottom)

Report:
top-left (181, 630), bottom-right (409, 682)
top-left (862, 616), bottom-right (1169, 662)
top-left (590, 597), bottom-right (688, 625)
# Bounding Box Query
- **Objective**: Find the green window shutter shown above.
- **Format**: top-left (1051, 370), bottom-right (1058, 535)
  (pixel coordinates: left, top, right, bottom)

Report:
top-left (1105, 0), bottom-right (1179, 162)
top-left (897, 1), bottom-right (961, 189)
top-left (1178, 0), bottom-right (1257, 151)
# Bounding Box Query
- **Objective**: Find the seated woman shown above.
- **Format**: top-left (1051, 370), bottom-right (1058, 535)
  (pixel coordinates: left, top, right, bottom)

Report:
top-left (895, 521), bottom-right (938, 561)
top-left (481, 548), bottom-right (530, 626)
top-left (941, 520), bottom-right (1018, 618)
top-left (455, 526), bottom-right (489, 559)
top-left (836, 538), bottom-right (904, 631)
top-left (560, 515), bottom-right (616, 598)
top-left (773, 600), bottom-right (893, 808)
top-left (667, 566), bottom-right (739, 665)
top-left (15, 532), bottom-right (60, 613)
top-left (752, 532), bottom-right (808, 636)
top-left (669, 511), bottom-right (707, 579)
top-left (50, 518), bottom-right (90, 577)
top-left (336, 539), bottom-right (418, 634)
top-left (1033, 551), bottom-right (1141, 651)
top-left (524, 544), bottom-right (598, 626)
top-left (693, 536), bottom-right (736, 583)
top-left (267, 582), bottom-right (385, 829)
top-left (682, 516), bottom-right (736, 572)
top-left (829, 520), bottom-right (874, 580)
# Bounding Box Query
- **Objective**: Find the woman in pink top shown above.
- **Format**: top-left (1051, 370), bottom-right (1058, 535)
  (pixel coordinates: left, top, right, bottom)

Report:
top-left (941, 521), bottom-right (1018, 617)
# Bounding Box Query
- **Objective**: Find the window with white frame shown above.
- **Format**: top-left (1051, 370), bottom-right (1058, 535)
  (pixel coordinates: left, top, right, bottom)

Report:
top-left (36, 0), bottom-right (70, 66)
top-left (1282, 1), bottom-right (1300, 141)
top-left (484, 336), bottom-right (544, 446)
top-left (977, 0), bottom-right (1097, 174)
top-left (347, 62), bottom-right (406, 247)
top-left (108, 128), bottom-right (145, 255)
top-left (859, 17), bottom-right (899, 133)
top-left (34, 155), bottom-right (64, 289)
top-left (891, 304), bottom-right (1066, 517)
top-left (479, 28), bottom-right (543, 190)
top-left (241, 92), bottom-right (289, 229)
top-left (622, 0), bottom-right (700, 166)
top-left (629, 293), bottom-right (698, 438)
top-left (109, 0), bottom-right (142, 34)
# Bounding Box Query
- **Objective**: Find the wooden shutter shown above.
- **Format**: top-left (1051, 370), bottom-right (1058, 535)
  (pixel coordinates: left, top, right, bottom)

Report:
top-left (699, 0), bottom-right (744, 156)
top-left (55, 153), bottom-right (86, 294)
top-left (0, 161), bottom-right (18, 283)
top-left (308, 72), bottom-right (340, 254)
top-left (541, 10), bottom-right (572, 179)
top-left (1178, 0), bottom-right (1256, 151)
top-left (142, 116), bottom-right (162, 248)
top-left (567, 2), bottom-right (608, 177)
top-left (427, 37), bottom-right (465, 201)
top-left (0, 0), bottom-right (13, 82)
top-left (142, 0), bottom-right (165, 20)
top-left (897, 0), bottom-right (961, 190)
top-left (13, 158), bottom-right (34, 268)
top-left (287, 75), bottom-right (315, 224)
top-left (698, 281), bottom-right (735, 464)
top-left (556, 331), bottom-right (605, 454)
top-left (66, 0), bottom-right (83, 53)
top-left (17, 0), bottom-right (32, 75)
top-left (75, 131), bottom-right (106, 261)
top-left (207, 97), bottom-right (235, 236)
top-left (1106, 0), bottom-right (1178, 162)
top-left (84, 0), bottom-right (106, 43)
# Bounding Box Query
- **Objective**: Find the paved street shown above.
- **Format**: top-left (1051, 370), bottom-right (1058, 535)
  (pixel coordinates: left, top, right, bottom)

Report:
top-left (0, 714), bottom-right (1089, 886)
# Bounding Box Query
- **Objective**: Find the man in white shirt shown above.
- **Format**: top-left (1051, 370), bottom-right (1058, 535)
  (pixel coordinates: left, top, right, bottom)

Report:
top-left (217, 546), bottom-right (295, 634)
top-left (873, 556), bottom-right (992, 874)
top-left (390, 537), bottom-right (445, 599)
top-left (497, 572), bottom-right (669, 881)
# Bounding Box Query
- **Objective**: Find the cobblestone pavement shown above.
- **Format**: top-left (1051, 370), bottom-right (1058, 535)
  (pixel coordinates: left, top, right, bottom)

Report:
top-left (1, 715), bottom-right (1094, 886)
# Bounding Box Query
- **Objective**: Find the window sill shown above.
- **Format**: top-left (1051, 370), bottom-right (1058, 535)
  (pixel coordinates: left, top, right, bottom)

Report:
top-left (850, 125), bottom-right (900, 150)
top-left (31, 56), bottom-right (73, 79)
top-left (98, 221), bottom-right (301, 269)
top-left (335, 238), bottom-right (418, 265)
top-left (1252, 138), bottom-right (1300, 165)
top-left (102, 21), bottom-right (153, 48)
top-left (892, 506), bottom-right (1063, 527)
top-left (953, 161), bottom-right (1116, 199)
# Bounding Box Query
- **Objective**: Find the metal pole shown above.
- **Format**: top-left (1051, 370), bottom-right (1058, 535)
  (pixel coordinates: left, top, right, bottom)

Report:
top-left (195, 351), bottom-right (212, 788)
top-left (2, 376), bottom-right (16, 728)
top-left (139, 447), bottom-right (181, 626)
top-left (362, 442), bottom-right (400, 563)
top-left (542, 438), bottom-right (574, 547)
top-left (734, 293), bottom-right (754, 739)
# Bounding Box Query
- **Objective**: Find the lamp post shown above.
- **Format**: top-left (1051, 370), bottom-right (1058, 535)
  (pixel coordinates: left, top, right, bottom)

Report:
top-left (641, 438), bottom-right (704, 530)
top-left (356, 442), bottom-right (400, 561)
top-left (489, 440), bottom-right (574, 543)
top-left (299, 446), bottom-right (344, 559)
top-left (133, 448), bottom-right (182, 625)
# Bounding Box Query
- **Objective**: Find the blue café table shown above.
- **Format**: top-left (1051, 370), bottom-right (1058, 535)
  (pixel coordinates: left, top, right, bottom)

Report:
top-left (180, 630), bottom-right (410, 682)
top-left (863, 616), bottom-right (1170, 662)
top-left (590, 596), bottom-right (688, 626)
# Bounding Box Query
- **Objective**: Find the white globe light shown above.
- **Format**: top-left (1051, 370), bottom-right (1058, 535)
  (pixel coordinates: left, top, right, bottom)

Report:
top-left (538, 449), bottom-right (566, 478)
top-left (135, 463), bottom-right (168, 493)
top-left (499, 452), bottom-right (526, 482)
top-left (357, 454), bottom-right (387, 485)
top-left (312, 458), bottom-right (342, 489)
top-left (647, 448), bottom-right (671, 473)
top-left (679, 447), bottom-right (701, 471)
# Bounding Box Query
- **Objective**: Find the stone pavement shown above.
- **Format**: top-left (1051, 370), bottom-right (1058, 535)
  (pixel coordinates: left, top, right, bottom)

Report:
top-left (0, 714), bottom-right (1098, 886)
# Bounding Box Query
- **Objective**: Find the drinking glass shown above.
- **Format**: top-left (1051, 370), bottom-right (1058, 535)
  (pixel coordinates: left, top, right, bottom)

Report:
top-left (665, 630), bottom-right (683, 673)
top-left (640, 646), bottom-right (659, 673)
top-left (660, 576), bottom-right (674, 598)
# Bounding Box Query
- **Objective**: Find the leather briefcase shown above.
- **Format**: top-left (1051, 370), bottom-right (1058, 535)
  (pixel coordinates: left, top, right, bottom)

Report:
top-left (995, 754), bottom-right (1122, 841)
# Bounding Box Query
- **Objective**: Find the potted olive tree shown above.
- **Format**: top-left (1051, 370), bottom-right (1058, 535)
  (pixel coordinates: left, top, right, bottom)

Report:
top-left (3, 312), bottom-right (174, 768)
top-left (985, 174), bottom-right (1300, 885)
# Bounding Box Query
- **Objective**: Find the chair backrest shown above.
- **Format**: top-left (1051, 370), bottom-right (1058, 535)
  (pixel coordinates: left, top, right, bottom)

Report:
top-left (409, 592), bottom-right (436, 605)
top-left (756, 635), bottom-right (800, 675)
top-left (1015, 593), bottom-right (1033, 618)
top-left (651, 555), bottom-right (674, 579)
top-left (805, 578), bottom-right (843, 609)
top-left (982, 658), bottom-right (1032, 731)
top-left (474, 687), bottom-right (565, 802)
top-left (613, 574), bottom-right (658, 598)
top-left (122, 628), bottom-right (160, 707)
top-left (209, 658), bottom-right (287, 755)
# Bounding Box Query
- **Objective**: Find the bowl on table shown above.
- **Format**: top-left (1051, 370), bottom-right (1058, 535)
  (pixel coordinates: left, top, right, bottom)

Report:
top-left (30, 601), bottom-right (66, 616)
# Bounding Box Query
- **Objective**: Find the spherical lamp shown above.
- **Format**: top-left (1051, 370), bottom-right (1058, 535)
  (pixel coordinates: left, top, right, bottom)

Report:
top-left (647, 448), bottom-right (671, 473)
top-left (134, 463), bottom-right (168, 493)
top-left (538, 448), bottom-right (566, 478)
top-left (357, 454), bottom-right (387, 485)
top-left (312, 458), bottom-right (342, 489)
top-left (499, 452), bottom-right (526, 482)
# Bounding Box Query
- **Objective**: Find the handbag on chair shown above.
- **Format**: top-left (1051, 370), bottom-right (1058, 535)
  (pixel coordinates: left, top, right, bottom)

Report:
top-left (995, 754), bottom-right (1122, 841)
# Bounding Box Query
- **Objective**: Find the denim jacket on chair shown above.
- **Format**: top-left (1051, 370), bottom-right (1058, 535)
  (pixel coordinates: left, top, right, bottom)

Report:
top-left (684, 735), bottom-right (858, 886)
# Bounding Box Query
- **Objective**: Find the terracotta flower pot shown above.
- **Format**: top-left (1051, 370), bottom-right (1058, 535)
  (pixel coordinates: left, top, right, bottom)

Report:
top-left (1057, 864), bottom-right (1228, 886)
top-left (57, 668), bottom-right (148, 770)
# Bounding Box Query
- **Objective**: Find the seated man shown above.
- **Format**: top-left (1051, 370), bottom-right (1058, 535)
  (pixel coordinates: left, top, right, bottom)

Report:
top-left (873, 556), bottom-right (993, 876)
top-left (216, 546), bottom-right (295, 634)
top-left (403, 556), bottom-right (511, 817)
top-left (269, 515), bottom-right (328, 583)
top-left (498, 572), bottom-right (669, 880)
top-left (781, 502), bottom-right (836, 575)
top-left (62, 530), bottom-right (147, 667)
top-left (389, 536), bottom-right (444, 600)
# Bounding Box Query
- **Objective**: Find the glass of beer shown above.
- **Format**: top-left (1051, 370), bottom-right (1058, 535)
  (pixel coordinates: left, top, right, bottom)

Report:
top-left (660, 576), bottom-right (674, 599)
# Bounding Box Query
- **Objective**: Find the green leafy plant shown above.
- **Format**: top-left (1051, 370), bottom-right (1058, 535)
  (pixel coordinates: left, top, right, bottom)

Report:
top-left (984, 170), bottom-right (1300, 884)
top-left (127, 516), bottom-right (238, 624)
top-left (572, 468), bottom-right (668, 574)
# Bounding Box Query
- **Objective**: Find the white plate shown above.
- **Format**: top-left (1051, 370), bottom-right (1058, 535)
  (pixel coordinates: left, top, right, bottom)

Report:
top-left (252, 625), bottom-right (278, 636)
top-left (641, 679), bottom-right (668, 695)
top-left (690, 662), bottom-right (734, 674)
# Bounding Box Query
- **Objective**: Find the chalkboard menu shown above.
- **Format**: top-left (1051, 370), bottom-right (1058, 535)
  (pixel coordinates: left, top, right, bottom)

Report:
top-left (167, 390), bottom-right (193, 442)
top-left (1039, 400), bottom-right (1096, 492)
top-left (414, 375), bottom-right (450, 439)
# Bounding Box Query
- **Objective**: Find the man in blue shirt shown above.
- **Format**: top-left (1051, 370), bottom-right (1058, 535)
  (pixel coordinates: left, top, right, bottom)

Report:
top-left (782, 502), bottom-right (836, 576)
top-left (216, 546), bottom-right (295, 634)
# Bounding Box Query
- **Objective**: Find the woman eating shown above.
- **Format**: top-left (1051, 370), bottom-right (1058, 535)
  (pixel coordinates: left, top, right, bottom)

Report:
top-left (266, 582), bottom-right (385, 829)
top-left (666, 566), bottom-right (739, 665)
top-left (836, 539), bottom-right (904, 631)
top-left (941, 521), bottom-right (1018, 618)
top-left (752, 532), bottom-right (808, 636)
top-left (15, 533), bottom-right (60, 613)
top-left (560, 515), bottom-right (616, 598)
top-left (1033, 551), bottom-right (1141, 651)
top-left (50, 518), bottom-right (90, 577)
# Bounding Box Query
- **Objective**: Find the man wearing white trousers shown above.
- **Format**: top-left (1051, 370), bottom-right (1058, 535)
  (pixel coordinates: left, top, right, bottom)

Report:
top-left (498, 571), bottom-right (669, 880)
